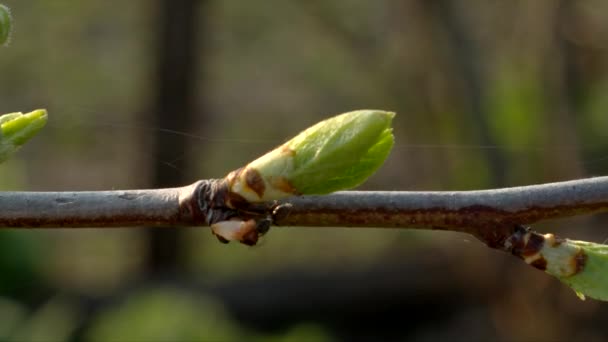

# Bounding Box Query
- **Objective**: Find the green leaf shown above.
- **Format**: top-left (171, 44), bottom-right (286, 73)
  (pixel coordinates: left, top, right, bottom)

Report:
top-left (513, 229), bottom-right (608, 301)
top-left (552, 240), bottom-right (608, 301)
top-left (287, 110), bottom-right (394, 194)
top-left (0, 5), bottom-right (12, 46)
top-left (0, 109), bottom-right (48, 163)
top-left (227, 110), bottom-right (394, 202)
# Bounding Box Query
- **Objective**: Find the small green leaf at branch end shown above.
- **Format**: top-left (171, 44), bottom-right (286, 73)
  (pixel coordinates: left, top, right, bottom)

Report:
top-left (513, 229), bottom-right (608, 301)
top-left (552, 240), bottom-right (608, 301)
top-left (0, 109), bottom-right (48, 163)
top-left (228, 110), bottom-right (395, 202)
top-left (0, 5), bottom-right (13, 46)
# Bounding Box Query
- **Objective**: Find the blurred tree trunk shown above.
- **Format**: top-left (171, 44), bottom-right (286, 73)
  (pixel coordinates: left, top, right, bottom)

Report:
top-left (428, 0), bottom-right (508, 187)
top-left (542, 0), bottom-right (584, 179)
top-left (146, 0), bottom-right (203, 274)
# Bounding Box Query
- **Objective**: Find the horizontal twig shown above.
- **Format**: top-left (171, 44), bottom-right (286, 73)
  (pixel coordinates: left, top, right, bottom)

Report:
top-left (274, 175), bottom-right (608, 228)
top-left (272, 176), bottom-right (608, 247)
top-left (0, 187), bottom-right (186, 228)
top-left (0, 177), bottom-right (607, 239)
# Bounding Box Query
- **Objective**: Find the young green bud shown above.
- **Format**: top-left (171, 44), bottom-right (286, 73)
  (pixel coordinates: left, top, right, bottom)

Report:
top-left (508, 228), bottom-right (608, 301)
top-left (0, 5), bottom-right (12, 46)
top-left (212, 110), bottom-right (394, 245)
top-left (226, 110), bottom-right (395, 203)
top-left (554, 240), bottom-right (608, 301)
top-left (0, 109), bottom-right (48, 163)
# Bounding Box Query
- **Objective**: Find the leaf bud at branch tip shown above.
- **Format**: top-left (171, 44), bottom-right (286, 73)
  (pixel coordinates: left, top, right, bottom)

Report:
top-left (0, 5), bottom-right (13, 46)
top-left (0, 109), bottom-right (48, 163)
top-left (507, 226), bottom-right (608, 301)
top-left (228, 109), bottom-right (395, 203)
top-left (211, 110), bottom-right (395, 245)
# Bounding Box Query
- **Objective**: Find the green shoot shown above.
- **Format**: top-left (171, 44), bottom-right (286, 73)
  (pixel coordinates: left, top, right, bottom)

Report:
top-left (550, 240), bottom-right (608, 301)
top-left (212, 110), bottom-right (395, 245)
top-left (0, 110), bottom-right (48, 163)
top-left (226, 110), bottom-right (395, 202)
top-left (509, 227), bottom-right (608, 301)
top-left (0, 4), bottom-right (12, 46)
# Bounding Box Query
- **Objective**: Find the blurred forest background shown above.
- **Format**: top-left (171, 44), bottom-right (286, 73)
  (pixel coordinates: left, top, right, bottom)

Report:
top-left (1, 0), bottom-right (608, 341)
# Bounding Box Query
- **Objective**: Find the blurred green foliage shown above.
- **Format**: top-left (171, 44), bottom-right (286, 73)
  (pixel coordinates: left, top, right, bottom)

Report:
top-left (0, 231), bottom-right (42, 296)
top-left (88, 288), bottom-right (333, 342)
top-left (88, 289), bottom-right (242, 341)
top-left (9, 296), bottom-right (80, 342)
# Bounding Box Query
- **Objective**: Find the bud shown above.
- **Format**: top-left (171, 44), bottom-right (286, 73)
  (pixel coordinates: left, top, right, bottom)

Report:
top-left (0, 5), bottom-right (12, 46)
top-left (508, 227), bottom-right (608, 301)
top-left (211, 110), bottom-right (395, 245)
top-left (226, 110), bottom-right (395, 203)
top-left (0, 109), bottom-right (48, 163)
top-left (554, 240), bottom-right (608, 301)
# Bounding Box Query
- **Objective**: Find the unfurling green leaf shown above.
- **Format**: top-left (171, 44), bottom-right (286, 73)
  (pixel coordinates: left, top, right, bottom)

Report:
top-left (213, 110), bottom-right (395, 245)
top-left (227, 110), bottom-right (395, 202)
top-left (0, 5), bottom-right (12, 46)
top-left (511, 228), bottom-right (608, 301)
top-left (552, 240), bottom-right (608, 301)
top-left (0, 109), bottom-right (48, 163)
top-left (285, 110), bottom-right (395, 194)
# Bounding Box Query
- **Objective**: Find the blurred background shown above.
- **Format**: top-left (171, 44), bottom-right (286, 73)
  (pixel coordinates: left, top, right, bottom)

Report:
top-left (0, 0), bottom-right (608, 341)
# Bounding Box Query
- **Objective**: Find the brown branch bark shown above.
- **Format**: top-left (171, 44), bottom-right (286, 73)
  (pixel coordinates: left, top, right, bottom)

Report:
top-left (1, 176), bottom-right (608, 241)
top-left (274, 176), bottom-right (608, 227)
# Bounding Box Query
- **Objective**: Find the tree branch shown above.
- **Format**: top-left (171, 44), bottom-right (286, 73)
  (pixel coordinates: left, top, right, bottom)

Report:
top-left (275, 175), bottom-right (608, 231)
top-left (5, 175), bottom-right (608, 299)
top-left (0, 176), bottom-right (607, 233)
top-left (271, 176), bottom-right (608, 249)
top-left (0, 182), bottom-right (201, 228)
